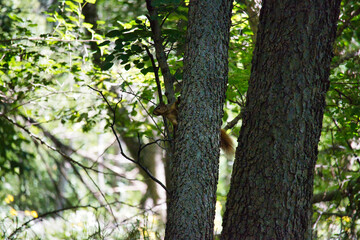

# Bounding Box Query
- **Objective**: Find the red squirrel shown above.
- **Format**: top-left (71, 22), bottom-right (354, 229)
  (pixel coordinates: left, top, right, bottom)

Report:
top-left (153, 99), bottom-right (234, 155)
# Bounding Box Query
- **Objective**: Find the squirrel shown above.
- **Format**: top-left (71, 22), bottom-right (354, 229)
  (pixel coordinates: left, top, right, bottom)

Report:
top-left (153, 99), bottom-right (234, 155)
top-left (153, 100), bottom-right (179, 128)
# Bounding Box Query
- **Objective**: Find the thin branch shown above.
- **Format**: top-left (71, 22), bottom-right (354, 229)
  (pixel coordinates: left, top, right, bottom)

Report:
top-left (83, 168), bottom-right (120, 228)
top-left (144, 45), bottom-right (162, 103)
top-left (314, 210), bottom-right (351, 218)
top-left (331, 81), bottom-right (360, 85)
top-left (160, 0), bottom-right (185, 28)
top-left (123, 80), bottom-right (169, 138)
top-left (21, 115), bottom-right (138, 181)
top-left (312, 189), bottom-right (341, 203)
top-left (312, 172), bottom-right (360, 204)
top-left (5, 114), bottom-right (123, 220)
top-left (224, 112), bottom-right (242, 130)
top-left (117, 88), bottom-right (155, 104)
top-left (1, 90), bottom-right (85, 116)
top-left (7, 200), bottom-right (138, 239)
top-left (332, 87), bottom-right (354, 104)
top-left (139, 138), bottom-right (168, 153)
top-left (143, 45), bottom-right (172, 140)
top-left (35, 146), bottom-right (72, 207)
top-left (0, 37), bottom-right (100, 43)
top-left (145, 0), bottom-right (175, 104)
top-left (1, 114), bottom-right (97, 172)
top-left (87, 86), bottom-right (169, 194)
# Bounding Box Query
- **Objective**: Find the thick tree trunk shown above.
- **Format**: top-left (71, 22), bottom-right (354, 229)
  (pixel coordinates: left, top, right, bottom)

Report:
top-left (164, 0), bottom-right (233, 239)
top-left (221, 1), bottom-right (341, 239)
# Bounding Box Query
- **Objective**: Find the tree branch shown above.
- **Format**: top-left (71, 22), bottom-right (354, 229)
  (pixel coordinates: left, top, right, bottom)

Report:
top-left (88, 86), bottom-right (169, 194)
top-left (312, 189), bottom-right (341, 203)
top-left (224, 112), bottom-right (242, 130)
top-left (21, 114), bottom-right (141, 181)
top-left (145, 0), bottom-right (176, 104)
top-left (1, 114), bottom-right (97, 172)
top-left (7, 200), bottom-right (144, 239)
top-left (0, 37), bottom-right (100, 43)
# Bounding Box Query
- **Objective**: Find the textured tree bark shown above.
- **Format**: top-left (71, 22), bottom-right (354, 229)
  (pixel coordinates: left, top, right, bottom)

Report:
top-left (164, 0), bottom-right (233, 239)
top-left (221, 1), bottom-right (341, 239)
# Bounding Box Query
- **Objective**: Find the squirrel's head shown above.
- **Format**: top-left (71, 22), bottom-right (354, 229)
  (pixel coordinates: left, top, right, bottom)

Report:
top-left (153, 103), bottom-right (168, 115)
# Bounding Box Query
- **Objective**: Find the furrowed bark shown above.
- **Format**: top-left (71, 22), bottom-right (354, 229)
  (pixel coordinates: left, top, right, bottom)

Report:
top-left (221, 1), bottom-right (341, 239)
top-left (165, 0), bottom-right (233, 239)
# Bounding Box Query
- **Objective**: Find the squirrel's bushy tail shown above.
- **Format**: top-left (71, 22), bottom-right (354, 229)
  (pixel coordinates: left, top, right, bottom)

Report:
top-left (220, 129), bottom-right (235, 156)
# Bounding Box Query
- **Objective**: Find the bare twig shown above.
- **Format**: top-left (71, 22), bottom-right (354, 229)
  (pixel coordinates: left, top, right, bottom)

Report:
top-left (224, 113), bottom-right (242, 130)
top-left (0, 37), bottom-right (100, 43)
top-left (123, 80), bottom-right (168, 138)
top-left (1, 114), bottom-right (97, 172)
top-left (87, 85), bottom-right (169, 194)
top-left (3, 113), bottom-right (123, 225)
top-left (83, 168), bottom-right (120, 227)
top-left (144, 45), bottom-right (162, 103)
top-left (21, 115), bottom-right (138, 181)
top-left (7, 200), bottom-right (142, 239)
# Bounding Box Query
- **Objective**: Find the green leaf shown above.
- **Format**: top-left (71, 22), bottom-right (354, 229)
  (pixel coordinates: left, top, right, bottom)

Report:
top-left (131, 45), bottom-right (143, 53)
top-left (106, 30), bottom-right (123, 38)
top-left (131, 110), bottom-right (137, 116)
top-left (122, 30), bottom-right (151, 41)
top-left (140, 66), bottom-right (154, 75)
top-left (174, 71), bottom-right (182, 80)
top-left (136, 62), bottom-right (145, 69)
top-left (98, 40), bottom-right (110, 47)
top-left (105, 54), bottom-right (115, 62)
top-left (114, 45), bottom-right (124, 51)
top-left (118, 54), bottom-right (130, 64)
top-left (65, 1), bottom-right (78, 11)
top-left (102, 62), bottom-right (114, 71)
top-left (85, 0), bottom-right (96, 3)
top-left (46, 17), bottom-right (56, 22)
top-left (83, 22), bottom-right (93, 29)
top-left (115, 38), bottom-right (123, 45)
top-left (8, 13), bottom-right (24, 22)
top-left (68, 16), bottom-right (79, 23)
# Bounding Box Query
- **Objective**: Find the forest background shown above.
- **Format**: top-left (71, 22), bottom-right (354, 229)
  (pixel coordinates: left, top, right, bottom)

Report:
top-left (0, 0), bottom-right (359, 239)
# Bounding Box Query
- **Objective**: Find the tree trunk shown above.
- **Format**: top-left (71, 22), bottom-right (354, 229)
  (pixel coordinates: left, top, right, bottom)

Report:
top-left (165, 0), bottom-right (233, 239)
top-left (221, 1), bottom-right (341, 239)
